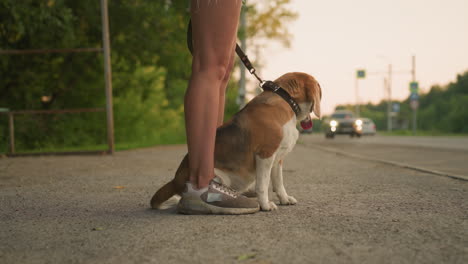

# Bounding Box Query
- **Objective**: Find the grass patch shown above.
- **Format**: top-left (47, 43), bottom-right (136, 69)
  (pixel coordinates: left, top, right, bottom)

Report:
top-left (1, 132), bottom-right (187, 155)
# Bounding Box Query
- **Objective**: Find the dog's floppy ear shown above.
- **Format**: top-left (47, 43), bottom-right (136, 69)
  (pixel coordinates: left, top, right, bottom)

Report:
top-left (312, 82), bottom-right (322, 118)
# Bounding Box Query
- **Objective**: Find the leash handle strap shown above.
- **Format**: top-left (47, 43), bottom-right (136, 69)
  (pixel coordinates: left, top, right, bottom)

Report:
top-left (235, 45), bottom-right (263, 83)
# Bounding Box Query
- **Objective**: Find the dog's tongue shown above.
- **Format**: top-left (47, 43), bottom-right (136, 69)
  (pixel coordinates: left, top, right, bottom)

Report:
top-left (300, 115), bottom-right (313, 130)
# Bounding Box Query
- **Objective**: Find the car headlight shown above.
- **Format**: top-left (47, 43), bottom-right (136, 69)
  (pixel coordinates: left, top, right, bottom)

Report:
top-left (355, 119), bottom-right (363, 126)
top-left (330, 120), bottom-right (338, 127)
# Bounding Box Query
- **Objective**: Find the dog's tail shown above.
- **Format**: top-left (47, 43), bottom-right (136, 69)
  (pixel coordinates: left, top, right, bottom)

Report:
top-left (150, 180), bottom-right (177, 209)
top-left (150, 154), bottom-right (189, 209)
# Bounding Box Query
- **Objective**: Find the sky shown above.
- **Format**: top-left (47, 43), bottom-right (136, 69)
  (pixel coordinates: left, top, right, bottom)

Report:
top-left (253, 0), bottom-right (468, 115)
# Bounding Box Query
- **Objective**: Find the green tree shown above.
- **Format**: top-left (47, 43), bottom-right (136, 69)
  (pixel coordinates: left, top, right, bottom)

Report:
top-left (0, 0), bottom-right (298, 153)
top-left (245, 0), bottom-right (298, 48)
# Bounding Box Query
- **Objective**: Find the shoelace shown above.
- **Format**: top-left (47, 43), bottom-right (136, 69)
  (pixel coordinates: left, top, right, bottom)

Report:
top-left (210, 180), bottom-right (239, 198)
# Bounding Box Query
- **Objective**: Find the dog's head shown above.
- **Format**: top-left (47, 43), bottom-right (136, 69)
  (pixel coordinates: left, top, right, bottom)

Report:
top-left (274, 72), bottom-right (322, 120)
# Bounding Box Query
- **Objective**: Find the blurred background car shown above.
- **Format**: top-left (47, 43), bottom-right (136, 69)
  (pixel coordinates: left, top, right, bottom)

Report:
top-left (324, 110), bottom-right (363, 138)
top-left (361, 118), bottom-right (377, 135)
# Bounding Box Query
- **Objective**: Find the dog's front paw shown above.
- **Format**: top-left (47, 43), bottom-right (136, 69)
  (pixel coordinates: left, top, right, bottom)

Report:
top-left (279, 195), bottom-right (297, 205)
top-left (260, 201), bottom-right (278, 211)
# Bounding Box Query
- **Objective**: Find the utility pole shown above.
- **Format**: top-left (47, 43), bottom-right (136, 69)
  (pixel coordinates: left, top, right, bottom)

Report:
top-left (366, 57), bottom-right (415, 133)
top-left (237, 2), bottom-right (247, 109)
top-left (355, 69), bottom-right (366, 117)
top-left (100, 0), bottom-right (115, 154)
top-left (387, 64), bottom-right (392, 132)
top-left (384, 77), bottom-right (388, 125)
top-left (254, 45), bottom-right (263, 96)
top-left (355, 77), bottom-right (360, 117)
top-left (411, 55), bottom-right (417, 135)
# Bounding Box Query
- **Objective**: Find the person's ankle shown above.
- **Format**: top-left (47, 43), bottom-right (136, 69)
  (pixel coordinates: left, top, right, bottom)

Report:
top-left (189, 177), bottom-right (213, 190)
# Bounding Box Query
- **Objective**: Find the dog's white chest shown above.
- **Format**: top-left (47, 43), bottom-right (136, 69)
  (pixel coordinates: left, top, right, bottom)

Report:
top-left (276, 117), bottom-right (299, 160)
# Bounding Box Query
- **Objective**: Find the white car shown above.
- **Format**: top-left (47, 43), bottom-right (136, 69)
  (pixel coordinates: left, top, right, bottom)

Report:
top-left (324, 110), bottom-right (362, 138)
top-left (361, 118), bottom-right (376, 135)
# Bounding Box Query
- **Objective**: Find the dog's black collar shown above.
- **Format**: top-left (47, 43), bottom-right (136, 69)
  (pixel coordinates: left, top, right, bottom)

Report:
top-left (261, 81), bottom-right (301, 116)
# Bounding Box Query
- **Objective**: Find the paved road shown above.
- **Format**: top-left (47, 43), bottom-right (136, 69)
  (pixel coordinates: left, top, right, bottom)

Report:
top-left (0, 138), bottom-right (467, 264)
top-left (326, 134), bottom-right (468, 151)
top-left (302, 134), bottom-right (468, 178)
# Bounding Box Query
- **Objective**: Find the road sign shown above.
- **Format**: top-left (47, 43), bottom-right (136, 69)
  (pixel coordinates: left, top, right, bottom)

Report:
top-left (409, 81), bottom-right (419, 93)
top-left (410, 92), bottom-right (419, 101)
top-left (356, 69), bottom-right (366, 79)
top-left (392, 102), bottom-right (400, 112)
top-left (410, 100), bottom-right (419, 110)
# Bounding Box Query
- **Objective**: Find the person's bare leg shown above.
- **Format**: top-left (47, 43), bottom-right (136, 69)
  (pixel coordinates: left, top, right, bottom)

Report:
top-left (216, 46), bottom-right (236, 127)
top-left (185, 0), bottom-right (242, 188)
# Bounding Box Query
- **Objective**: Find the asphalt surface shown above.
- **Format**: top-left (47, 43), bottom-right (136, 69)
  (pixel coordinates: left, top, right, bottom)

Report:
top-left (302, 134), bottom-right (468, 178)
top-left (1, 135), bottom-right (467, 264)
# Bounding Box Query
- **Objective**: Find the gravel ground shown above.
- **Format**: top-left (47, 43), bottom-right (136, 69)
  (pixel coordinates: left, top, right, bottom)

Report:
top-left (0, 139), bottom-right (467, 264)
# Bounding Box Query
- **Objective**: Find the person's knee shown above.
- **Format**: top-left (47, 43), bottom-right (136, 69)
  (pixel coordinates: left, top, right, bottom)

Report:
top-left (222, 60), bottom-right (235, 83)
top-left (192, 55), bottom-right (230, 82)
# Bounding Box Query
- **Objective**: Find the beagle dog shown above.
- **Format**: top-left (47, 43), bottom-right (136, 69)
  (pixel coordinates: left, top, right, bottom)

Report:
top-left (151, 72), bottom-right (321, 211)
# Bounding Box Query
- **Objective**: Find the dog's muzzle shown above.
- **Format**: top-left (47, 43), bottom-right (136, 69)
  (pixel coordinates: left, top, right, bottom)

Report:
top-left (300, 115), bottom-right (313, 130)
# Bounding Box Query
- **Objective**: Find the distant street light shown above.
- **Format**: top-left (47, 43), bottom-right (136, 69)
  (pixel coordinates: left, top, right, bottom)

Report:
top-left (377, 55), bottom-right (393, 132)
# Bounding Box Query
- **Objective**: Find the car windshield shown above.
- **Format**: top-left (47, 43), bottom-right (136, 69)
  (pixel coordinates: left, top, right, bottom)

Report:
top-left (332, 113), bottom-right (353, 119)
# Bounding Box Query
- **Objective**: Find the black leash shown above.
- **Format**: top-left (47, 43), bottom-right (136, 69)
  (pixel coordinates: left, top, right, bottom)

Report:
top-left (187, 20), bottom-right (301, 116)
